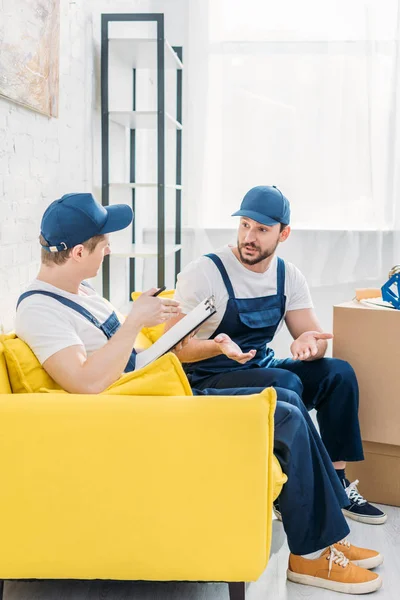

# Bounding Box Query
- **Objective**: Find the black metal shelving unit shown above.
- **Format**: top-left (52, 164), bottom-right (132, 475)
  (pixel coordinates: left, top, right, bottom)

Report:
top-left (101, 13), bottom-right (183, 300)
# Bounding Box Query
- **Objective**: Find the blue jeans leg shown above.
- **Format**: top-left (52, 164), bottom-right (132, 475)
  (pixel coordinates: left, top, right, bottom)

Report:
top-left (274, 398), bottom-right (350, 554)
top-left (269, 358), bottom-right (364, 462)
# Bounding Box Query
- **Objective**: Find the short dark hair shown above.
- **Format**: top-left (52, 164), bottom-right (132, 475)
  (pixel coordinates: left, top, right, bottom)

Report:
top-left (280, 223), bottom-right (288, 232)
top-left (39, 234), bottom-right (106, 266)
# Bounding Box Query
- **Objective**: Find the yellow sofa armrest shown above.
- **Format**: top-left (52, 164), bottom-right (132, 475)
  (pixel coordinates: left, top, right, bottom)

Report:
top-left (0, 388), bottom-right (280, 583)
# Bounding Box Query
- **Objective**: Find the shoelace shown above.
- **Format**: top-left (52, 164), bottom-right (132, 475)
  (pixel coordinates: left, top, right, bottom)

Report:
top-left (345, 479), bottom-right (367, 506)
top-left (337, 537), bottom-right (351, 549)
top-left (327, 545), bottom-right (350, 577)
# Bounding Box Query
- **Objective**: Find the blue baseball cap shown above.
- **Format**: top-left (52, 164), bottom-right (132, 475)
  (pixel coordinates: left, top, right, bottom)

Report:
top-left (40, 193), bottom-right (133, 252)
top-left (232, 186), bottom-right (291, 226)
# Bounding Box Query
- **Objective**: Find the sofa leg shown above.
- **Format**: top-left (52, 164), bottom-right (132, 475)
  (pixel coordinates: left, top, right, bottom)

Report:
top-left (228, 582), bottom-right (245, 600)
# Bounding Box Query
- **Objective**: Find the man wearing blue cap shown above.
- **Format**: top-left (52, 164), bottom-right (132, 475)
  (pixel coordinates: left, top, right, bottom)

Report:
top-left (168, 185), bottom-right (386, 527)
top-left (15, 193), bottom-right (183, 392)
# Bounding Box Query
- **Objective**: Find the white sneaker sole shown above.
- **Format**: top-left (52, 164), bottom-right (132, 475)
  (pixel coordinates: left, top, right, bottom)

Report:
top-left (352, 553), bottom-right (384, 570)
top-left (342, 508), bottom-right (388, 525)
top-left (287, 569), bottom-right (383, 594)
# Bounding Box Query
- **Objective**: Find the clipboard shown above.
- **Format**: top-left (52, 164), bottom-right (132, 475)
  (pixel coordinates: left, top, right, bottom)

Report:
top-left (135, 296), bottom-right (216, 370)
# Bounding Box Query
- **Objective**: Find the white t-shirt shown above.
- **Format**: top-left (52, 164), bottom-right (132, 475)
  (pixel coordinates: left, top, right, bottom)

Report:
top-left (175, 246), bottom-right (313, 339)
top-left (16, 280), bottom-right (120, 364)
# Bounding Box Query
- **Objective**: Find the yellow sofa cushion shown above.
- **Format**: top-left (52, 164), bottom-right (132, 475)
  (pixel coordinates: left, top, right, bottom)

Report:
top-left (103, 353), bottom-right (192, 396)
top-left (40, 353), bottom-right (192, 398)
top-left (0, 334), bottom-right (61, 393)
top-left (0, 332), bottom-right (158, 394)
top-left (131, 289), bottom-right (175, 342)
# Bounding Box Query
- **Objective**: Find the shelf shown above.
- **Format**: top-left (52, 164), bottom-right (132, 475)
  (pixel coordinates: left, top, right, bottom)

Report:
top-left (109, 182), bottom-right (183, 190)
top-left (109, 38), bottom-right (183, 69)
top-left (102, 14), bottom-right (183, 298)
top-left (112, 244), bottom-right (182, 258)
top-left (109, 111), bottom-right (182, 130)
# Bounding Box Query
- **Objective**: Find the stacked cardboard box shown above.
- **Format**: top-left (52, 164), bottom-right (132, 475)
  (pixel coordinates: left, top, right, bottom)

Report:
top-left (333, 301), bottom-right (400, 506)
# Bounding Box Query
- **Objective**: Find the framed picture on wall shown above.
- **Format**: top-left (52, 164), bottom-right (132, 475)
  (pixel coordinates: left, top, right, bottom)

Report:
top-left (0, 0), bottom-right (60, 117)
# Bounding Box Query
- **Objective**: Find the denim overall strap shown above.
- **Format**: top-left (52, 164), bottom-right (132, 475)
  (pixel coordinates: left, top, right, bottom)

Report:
top-left (276, 256), bottom-right (285, 299)
top-left (205, 253), bottom-right (235, 299)
top-left (17, 290), bottom-right (136, 373)
top-left (17, 291), bottom-right (103, 328)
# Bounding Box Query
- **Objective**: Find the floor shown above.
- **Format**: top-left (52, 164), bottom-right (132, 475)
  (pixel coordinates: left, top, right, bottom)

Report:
top-left (5, 504), bottom-right (399, 600)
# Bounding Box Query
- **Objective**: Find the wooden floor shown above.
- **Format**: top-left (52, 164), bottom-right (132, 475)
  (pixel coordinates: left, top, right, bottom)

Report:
top-left (5, 504), bottom-right (399, 600)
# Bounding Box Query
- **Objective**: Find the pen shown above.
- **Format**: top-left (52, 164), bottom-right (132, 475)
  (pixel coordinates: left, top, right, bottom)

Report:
top-left (152, 285), bottom-right (166, 297)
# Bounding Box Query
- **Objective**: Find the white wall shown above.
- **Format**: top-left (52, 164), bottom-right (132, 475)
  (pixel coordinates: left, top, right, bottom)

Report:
top-left (0, 0), bottom-right (94, 332)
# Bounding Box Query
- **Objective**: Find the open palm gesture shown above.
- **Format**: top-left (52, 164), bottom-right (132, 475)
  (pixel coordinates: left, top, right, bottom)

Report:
top-left (290, 331), bottom-right (333, 361)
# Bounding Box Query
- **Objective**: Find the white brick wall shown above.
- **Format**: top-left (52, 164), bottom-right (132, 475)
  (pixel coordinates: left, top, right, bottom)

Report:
top-left (0, 0), bottom-right (94, 332)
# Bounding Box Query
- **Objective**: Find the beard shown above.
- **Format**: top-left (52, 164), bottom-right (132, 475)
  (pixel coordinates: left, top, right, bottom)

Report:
top-left (237, 238), bottom-right (280, 265)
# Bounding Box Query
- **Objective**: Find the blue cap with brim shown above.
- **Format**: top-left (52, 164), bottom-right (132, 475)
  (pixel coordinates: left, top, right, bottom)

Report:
top-left (232, 185), bottom-right (290, 226)
top-left (40, 193), bottom-right (133, 252)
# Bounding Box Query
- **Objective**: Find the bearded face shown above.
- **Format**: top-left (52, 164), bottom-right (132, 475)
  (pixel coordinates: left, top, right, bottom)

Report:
top-left (237, 219), bottom-right (282, 265)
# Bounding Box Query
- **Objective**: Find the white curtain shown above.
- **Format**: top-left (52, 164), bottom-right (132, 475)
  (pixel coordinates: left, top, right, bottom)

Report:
top-left (184, 0), bottom-right (400, 288)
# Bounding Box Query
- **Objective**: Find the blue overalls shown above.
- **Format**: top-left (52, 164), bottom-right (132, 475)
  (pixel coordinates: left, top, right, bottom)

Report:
top-left (17, 286), bottom-right (137, 372)
top-left (185, 254), bottom-right (287, 385)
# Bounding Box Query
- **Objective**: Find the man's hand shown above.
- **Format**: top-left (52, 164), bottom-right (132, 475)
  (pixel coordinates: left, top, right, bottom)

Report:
top-left (127, 288), bottom-right (181, 329)
top-left (290, 331), bottom-right (333, 361)
top-left (214, 333), bottom-right (256, 364)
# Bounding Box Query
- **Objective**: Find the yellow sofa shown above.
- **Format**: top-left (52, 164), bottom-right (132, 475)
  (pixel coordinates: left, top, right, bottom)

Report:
top-left (0, 329), bottom-right (286, 600)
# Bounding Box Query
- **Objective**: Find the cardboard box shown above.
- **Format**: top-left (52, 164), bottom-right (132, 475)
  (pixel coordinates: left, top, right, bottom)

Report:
top-left (346, 442), bottom-right (400, 507)
top-left (333, 301), bottom-right (400, 506)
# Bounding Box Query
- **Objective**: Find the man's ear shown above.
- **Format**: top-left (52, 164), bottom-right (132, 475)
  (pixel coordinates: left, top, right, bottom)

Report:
top-left (70, 244), bottom-right (85, 260)
top-left (279, 225), bottom-right (291, 242)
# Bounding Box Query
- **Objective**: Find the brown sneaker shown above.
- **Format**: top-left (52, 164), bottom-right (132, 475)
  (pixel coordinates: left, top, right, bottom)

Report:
top-left (334, 538), bottom-right (384, 569)
top-left (287, 545), bottom-right (382, 594)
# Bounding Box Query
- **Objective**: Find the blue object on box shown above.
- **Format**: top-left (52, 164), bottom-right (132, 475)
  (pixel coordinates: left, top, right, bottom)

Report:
top-left (381, 269), bottom-right (400, 309)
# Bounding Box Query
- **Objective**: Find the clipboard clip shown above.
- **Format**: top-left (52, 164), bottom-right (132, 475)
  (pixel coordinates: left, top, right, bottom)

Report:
top-left (205, 295), bottom-right (216, 312)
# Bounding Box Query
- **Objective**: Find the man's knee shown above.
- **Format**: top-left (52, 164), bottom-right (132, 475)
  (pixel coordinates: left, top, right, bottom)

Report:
top-left (276, 387), bottom-right (303, 411)
top-left (275, 400), bottom-right (305, 431)
top-left (327, 358), bottom-right (357, 387)
top-left (273, 369), bottom-right (303, 396)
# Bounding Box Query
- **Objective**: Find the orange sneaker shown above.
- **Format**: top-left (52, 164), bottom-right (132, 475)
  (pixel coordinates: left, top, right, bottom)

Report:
top-left (334, 538), bottom-right (384, 569)
top-left (287, 545), bottom-right (382, 594)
